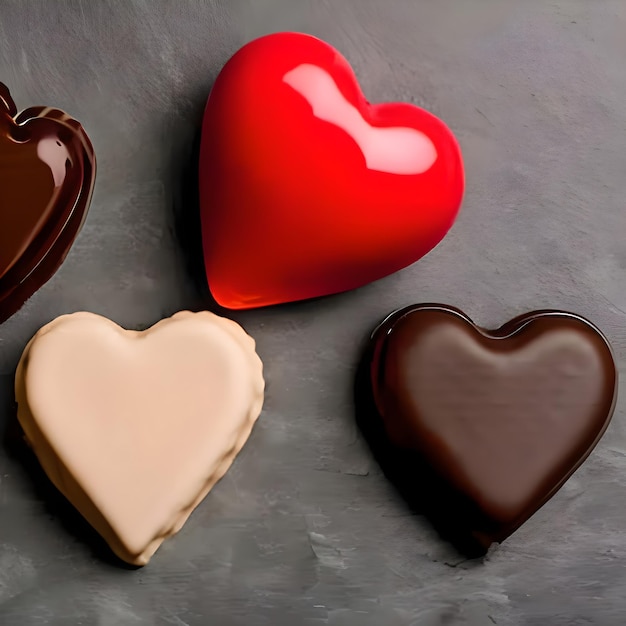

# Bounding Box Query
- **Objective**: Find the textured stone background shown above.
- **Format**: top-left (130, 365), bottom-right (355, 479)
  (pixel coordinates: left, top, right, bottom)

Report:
top-left (1, 1), bottom-right (625, 624)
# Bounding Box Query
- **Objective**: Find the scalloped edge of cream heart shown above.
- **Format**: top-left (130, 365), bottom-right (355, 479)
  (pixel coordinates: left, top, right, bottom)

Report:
top-left (15, 310), bottom-right (265, 566)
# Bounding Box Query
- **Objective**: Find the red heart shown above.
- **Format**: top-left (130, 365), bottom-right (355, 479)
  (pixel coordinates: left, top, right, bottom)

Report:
top-left (199, 32), bottom-right (464, 309)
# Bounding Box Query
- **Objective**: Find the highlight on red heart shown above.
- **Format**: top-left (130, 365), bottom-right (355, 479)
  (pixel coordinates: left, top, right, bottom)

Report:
top-left (199, 32), bottom-right (465, 309)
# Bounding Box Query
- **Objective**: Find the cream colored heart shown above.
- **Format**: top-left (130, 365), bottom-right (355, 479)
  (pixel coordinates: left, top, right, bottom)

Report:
top-left (15, 311), bottom-right (264, 566)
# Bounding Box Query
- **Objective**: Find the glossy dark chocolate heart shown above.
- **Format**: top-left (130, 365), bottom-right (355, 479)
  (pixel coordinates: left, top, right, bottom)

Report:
top-left (0, 83), bottom-right (95, 323)
top-left (359, 304), bottom-right (617, 555)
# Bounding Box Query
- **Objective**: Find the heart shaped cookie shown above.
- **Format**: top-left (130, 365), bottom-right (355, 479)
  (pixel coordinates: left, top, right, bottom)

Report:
top-left (15, 311), bottom-right (264, 565)
top-left (200, 32), bottom-right (464, 309)
top-left (0, 83), bottom-right (95, 323)
top-left (361, 304), bottom-right (617, 554)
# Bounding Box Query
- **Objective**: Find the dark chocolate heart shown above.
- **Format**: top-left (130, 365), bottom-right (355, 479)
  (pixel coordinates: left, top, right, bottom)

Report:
top-left (358, 304), bottom-right (617, 555)
top-left (0, 83), bottom-right (95, 323)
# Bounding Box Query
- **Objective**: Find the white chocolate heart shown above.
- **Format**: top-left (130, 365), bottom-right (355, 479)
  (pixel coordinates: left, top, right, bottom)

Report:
top-left (15, 311), bottom-right (264, 566)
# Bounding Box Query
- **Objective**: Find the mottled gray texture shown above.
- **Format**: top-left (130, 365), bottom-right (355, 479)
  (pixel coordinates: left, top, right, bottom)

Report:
top-left (0, 1), bottom-right (625, 624)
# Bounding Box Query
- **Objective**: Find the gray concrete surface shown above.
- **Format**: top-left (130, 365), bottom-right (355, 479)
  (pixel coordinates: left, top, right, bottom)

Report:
top-left (1, 1), bottom-right (625, 624)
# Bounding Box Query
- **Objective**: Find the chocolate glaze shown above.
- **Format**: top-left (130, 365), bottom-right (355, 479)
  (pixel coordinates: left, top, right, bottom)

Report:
top-left (0, 83), bottom-right (95, 323)
top-left (357, 304), bottom-right (617, 556)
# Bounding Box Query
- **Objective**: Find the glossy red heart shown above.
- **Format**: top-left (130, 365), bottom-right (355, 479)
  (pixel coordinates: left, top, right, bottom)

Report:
top-left (199, 32), bottom-right (464, 309)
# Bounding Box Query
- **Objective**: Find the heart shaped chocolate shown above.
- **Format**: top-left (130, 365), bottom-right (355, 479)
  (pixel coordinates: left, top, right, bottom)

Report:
top-left (359, 304), bottom-right (617, 554)
top-left (0, 83), bottom-right (95, 323)
top-left (15, 311), bottom-right (264, 565)
top-left (200, 32), bottom-right (464, 309)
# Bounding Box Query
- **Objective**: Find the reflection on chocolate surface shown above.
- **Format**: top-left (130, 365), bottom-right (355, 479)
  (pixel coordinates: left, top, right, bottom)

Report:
top-left (0, 82), bottom-right (95, 323)
top-left (357, 304), bottom-right (617, 556)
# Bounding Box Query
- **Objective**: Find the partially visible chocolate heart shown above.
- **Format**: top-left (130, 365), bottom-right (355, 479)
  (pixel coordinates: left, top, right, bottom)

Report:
top-left (358, 304), bottom-right (617, 555)
top-left (0, 83), bottom-right (95, 323)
